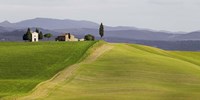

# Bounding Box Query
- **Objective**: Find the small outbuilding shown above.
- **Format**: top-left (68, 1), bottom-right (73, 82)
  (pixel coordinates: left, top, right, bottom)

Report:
top-left (56, 33), bottom-right (78, 41)
top-left (31, 32), bottom-right (39, 42)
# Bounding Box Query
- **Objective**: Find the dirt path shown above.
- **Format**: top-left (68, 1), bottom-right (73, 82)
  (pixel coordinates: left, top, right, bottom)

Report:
top-left (16, 44), bottom-right (113, 100)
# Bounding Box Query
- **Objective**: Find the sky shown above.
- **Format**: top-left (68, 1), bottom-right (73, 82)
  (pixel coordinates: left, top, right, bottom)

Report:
top-left (0, 0), bottom-right (200, 32)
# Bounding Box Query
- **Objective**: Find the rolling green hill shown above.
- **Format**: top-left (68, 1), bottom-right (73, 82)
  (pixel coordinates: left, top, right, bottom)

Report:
top-left (42, 43), bottom-right (200, 100)
top-left (0, 41), bottom-right (97, 99)
top-left (2, 42), bottom-right (200, 100)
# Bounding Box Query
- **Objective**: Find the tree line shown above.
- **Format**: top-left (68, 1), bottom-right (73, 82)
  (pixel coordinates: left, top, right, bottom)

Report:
top-left (23, 23), bottom-right (104, 41)
top-left (23, 28), bottom-right (53, 41)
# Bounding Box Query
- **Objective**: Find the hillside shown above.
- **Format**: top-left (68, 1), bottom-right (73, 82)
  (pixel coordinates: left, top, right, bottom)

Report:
top-left (2, 42), bottom-right (197, 100)
top-left (0, 41), bottom-right (96, 99)
top-left (41, 43), bottom-right (200, 100)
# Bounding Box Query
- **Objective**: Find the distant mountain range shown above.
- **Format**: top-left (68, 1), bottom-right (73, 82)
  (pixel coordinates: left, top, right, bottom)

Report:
top-left (0, 18), bottom-right (200, 51)
top-left (0, 18), bottom-right (100, 29)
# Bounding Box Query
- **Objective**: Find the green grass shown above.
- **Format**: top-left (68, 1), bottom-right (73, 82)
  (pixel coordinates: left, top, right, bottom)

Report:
top-left (0, 41), bottom-right (96, 98)
top-left (2, 42), bottom-right (200, 100)
top-left (43, 43), bottom-right (200, 100)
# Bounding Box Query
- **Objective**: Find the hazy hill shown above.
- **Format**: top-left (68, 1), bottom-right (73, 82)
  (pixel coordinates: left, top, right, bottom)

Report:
top-left (0, 18), bottom-right (143, 30)
top-left (0, 18), bottom-right (100, 29)
top-left (172, 31), bottom-right (200, 40)
top-left (0, 26), bottom-right (16, 33)
top-left (55, 28), bottom-right (173, 40)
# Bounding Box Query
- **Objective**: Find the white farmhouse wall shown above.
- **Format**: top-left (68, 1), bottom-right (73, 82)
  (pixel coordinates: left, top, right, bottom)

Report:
top-left (32, 32), bottom-right (39, 42)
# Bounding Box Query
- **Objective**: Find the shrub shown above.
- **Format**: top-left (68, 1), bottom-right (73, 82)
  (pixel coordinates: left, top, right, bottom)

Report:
top-left (84, 34), bottom-right (95, 41)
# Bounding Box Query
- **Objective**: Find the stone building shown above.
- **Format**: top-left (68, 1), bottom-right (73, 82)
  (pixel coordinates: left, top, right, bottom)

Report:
top-left (56, 33), bottom-right (78, 41)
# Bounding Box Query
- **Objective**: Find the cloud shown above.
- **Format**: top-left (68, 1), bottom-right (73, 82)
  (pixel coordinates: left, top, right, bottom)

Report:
top-left (148, 0), bottom-right (184, 5)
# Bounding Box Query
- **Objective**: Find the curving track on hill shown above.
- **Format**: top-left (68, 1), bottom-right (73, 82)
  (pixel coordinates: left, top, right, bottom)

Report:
top-left (17, 44), bottom-right (113, 100)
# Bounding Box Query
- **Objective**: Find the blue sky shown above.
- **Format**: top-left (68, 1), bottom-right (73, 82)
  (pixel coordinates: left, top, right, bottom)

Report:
top-left (0, 0), bottom-right (200, 32)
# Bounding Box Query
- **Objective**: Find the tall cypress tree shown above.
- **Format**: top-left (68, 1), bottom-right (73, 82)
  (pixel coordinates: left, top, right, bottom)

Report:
top-left (27, 28), bottom-right (31, 33)
top-left (27, 28), bottom-right (32, 41)
top-left (99, 23), bottom-right (104, 38)
top-left (23, 28), bottom-right (32, 42)
top-left (36, 28), bottom-right (39, 33)
top-left (23, 33), bottom-right (28, 41)
top-left (39, 31), bottom-right (43, 40)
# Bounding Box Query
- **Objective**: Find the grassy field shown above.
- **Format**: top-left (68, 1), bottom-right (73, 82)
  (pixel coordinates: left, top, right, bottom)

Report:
top-left (42, 43), bottom-right (200, 100)
top-left (2, 42), bottom-right (200, 100)
top-left (0, 41), bottom-right (96, 98)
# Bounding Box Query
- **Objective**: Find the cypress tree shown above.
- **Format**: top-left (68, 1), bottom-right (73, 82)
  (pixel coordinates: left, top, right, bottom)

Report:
top-left (27, 28), bottom-right (32, 41)
top-left (27, 28), bottom-right (31, 33)
top-left (23, 28), bottom-right (32, 42)
top-left (39, 31), bottom-right (43, 40)
top-left (99, 23), bottom-right (104, 38)
top-left (23, 33), bottom-right (28, 41)
top-left (36, 28), bottom-right (39, 33)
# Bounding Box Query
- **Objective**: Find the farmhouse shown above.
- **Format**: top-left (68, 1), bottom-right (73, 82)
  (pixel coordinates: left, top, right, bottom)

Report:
top-left (31, 32), bottom-right (39, 42)
top-left (56, 33), bottom-right (78, 41)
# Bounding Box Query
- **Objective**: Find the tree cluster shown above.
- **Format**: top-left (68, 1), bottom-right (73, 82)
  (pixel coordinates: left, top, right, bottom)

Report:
top-left (44, 33), bottom-right (53, 40)
top-left (84, 34), bottom-right (95, 41)
top-left (23, 28), bottom-right (32, 42)
top-left (36, 28), bottom-right (44, 40)
top-left (23, 28), bottom-right (45, 42)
